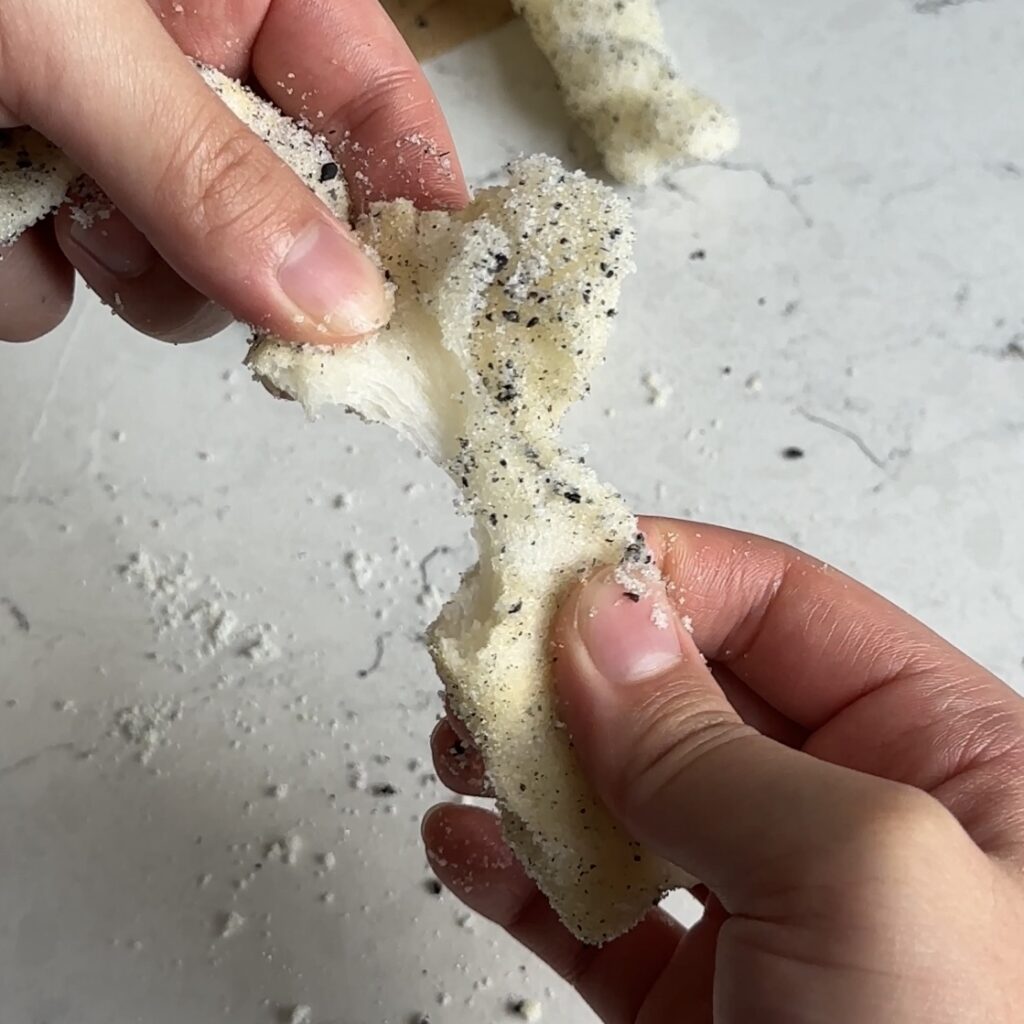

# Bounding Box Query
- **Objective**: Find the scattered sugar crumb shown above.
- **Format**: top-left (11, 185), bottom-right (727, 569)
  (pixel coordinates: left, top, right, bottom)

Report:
top-left (348, 762), bottom-right (368, 791)
top-left (344, 549), bottom-right (379, 591)
top-left (267, 834), bottom-right (304, 865)
top-left (642, 371), bottom-right (673, 408)
top-left (612, 538), bottom-right (660, 598)
top-left (218, 910), bottom-right (246, 939)
top-left (113, 700), bottom-right (182, 765)
top-left (240, 625), bottom-right (280, 664)
top-left (510, 998), bottom-right (543, 1022)
top-left (288, 1006), bottom-right (312, 1024)
top-left (208, 608), bottom-right (237, 651)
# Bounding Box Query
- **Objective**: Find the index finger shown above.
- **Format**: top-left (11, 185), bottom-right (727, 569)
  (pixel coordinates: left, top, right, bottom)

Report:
top-left (641, 516), bottom-right (1024, 860)
top-left (251, 0), bottom-right (468, 211)
top-left (641, 516), bottom-right (1013, 728)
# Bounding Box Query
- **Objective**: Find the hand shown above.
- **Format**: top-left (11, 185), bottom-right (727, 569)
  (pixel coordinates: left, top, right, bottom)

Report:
top-left (425, 516), bottom-right (1024, 1023)
top-left (0, 0), bottom-right (466, 343)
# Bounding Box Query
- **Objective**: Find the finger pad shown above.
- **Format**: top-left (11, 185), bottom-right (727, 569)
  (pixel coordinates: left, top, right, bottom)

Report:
top-left (0, 224), bottom-right (74, 342)
top-left (430, 719), bottom-right (490, 796)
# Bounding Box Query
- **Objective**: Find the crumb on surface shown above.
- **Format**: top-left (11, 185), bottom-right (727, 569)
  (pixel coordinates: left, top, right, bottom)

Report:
top-left (510, 997), bottom-right (543, 1022)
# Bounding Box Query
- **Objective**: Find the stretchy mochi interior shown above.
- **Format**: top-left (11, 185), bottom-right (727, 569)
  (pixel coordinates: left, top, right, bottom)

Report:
top-left (0, 65), bottom-right (692, 943)
top-left (512, 0), bottom-right (738, 184)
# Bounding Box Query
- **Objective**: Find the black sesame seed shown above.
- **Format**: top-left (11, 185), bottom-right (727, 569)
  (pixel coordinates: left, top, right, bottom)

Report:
top-left (318, 161), bottom-right (339, 182)
top-left (782, 446), bottom-right (806, 460)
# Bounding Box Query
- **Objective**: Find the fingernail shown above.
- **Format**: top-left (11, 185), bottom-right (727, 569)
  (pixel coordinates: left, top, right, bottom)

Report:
top-left (277, 219), bottom-right (390, 337)
top-left (68, 208), bottom-right (156, 279)
top-left (575, 570), bottom-right (683, 683)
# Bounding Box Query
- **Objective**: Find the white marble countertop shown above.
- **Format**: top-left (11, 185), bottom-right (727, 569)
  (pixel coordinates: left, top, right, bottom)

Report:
top-left (2, 2), bottom-right (1023, 1022)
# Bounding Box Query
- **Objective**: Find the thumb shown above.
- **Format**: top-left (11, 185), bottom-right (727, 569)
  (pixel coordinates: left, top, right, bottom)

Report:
top-left (551, 567), bottom-right (915, 910)
top-left (6, 0), bottom-right (389, 343)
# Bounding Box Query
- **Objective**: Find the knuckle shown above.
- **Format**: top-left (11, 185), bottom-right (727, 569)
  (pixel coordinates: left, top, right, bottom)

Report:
top-left (0, 2), bottom-right (79, 121)
top-left (614, 686), bottom-right (750, 816)
top-left (0, 3), bottom-right (41, 112)
top-left (340, 66), bottom-right (426, 140)
top-left (159, 116), bottom-right (293, 251)
top-left (845, 784), bottom-right (958, 876)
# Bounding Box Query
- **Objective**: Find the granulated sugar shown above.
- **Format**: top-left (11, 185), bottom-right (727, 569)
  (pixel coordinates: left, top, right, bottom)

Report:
top-left (218, 910), bottom-right (246, 939)
top-left (510, 998), bottom-right (543, 1021)
top-left (642, 370), bottom-right (674, 408)
top-left (119, 549), bottom-right (282, 666)
top-left (113, 699), bottom-right (183, 765)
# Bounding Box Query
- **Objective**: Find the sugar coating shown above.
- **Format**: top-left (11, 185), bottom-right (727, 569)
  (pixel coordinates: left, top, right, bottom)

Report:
top-left (250, 156), bottom-right (690, 943)
top-left (0, 129), bottom-right (77, 246)
top-left (196, 66), bottom-right (348, 221)
top-left (0, 64), bottom-right (346, 250)
top-left (512, 0), bottom-right (738, 184)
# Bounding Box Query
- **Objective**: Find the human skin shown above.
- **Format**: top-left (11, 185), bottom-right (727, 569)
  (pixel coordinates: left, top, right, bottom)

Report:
top-left (0, 0), bottom-right (467, 344)
top-left (426, 516), bottom-right (1024, 1023)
